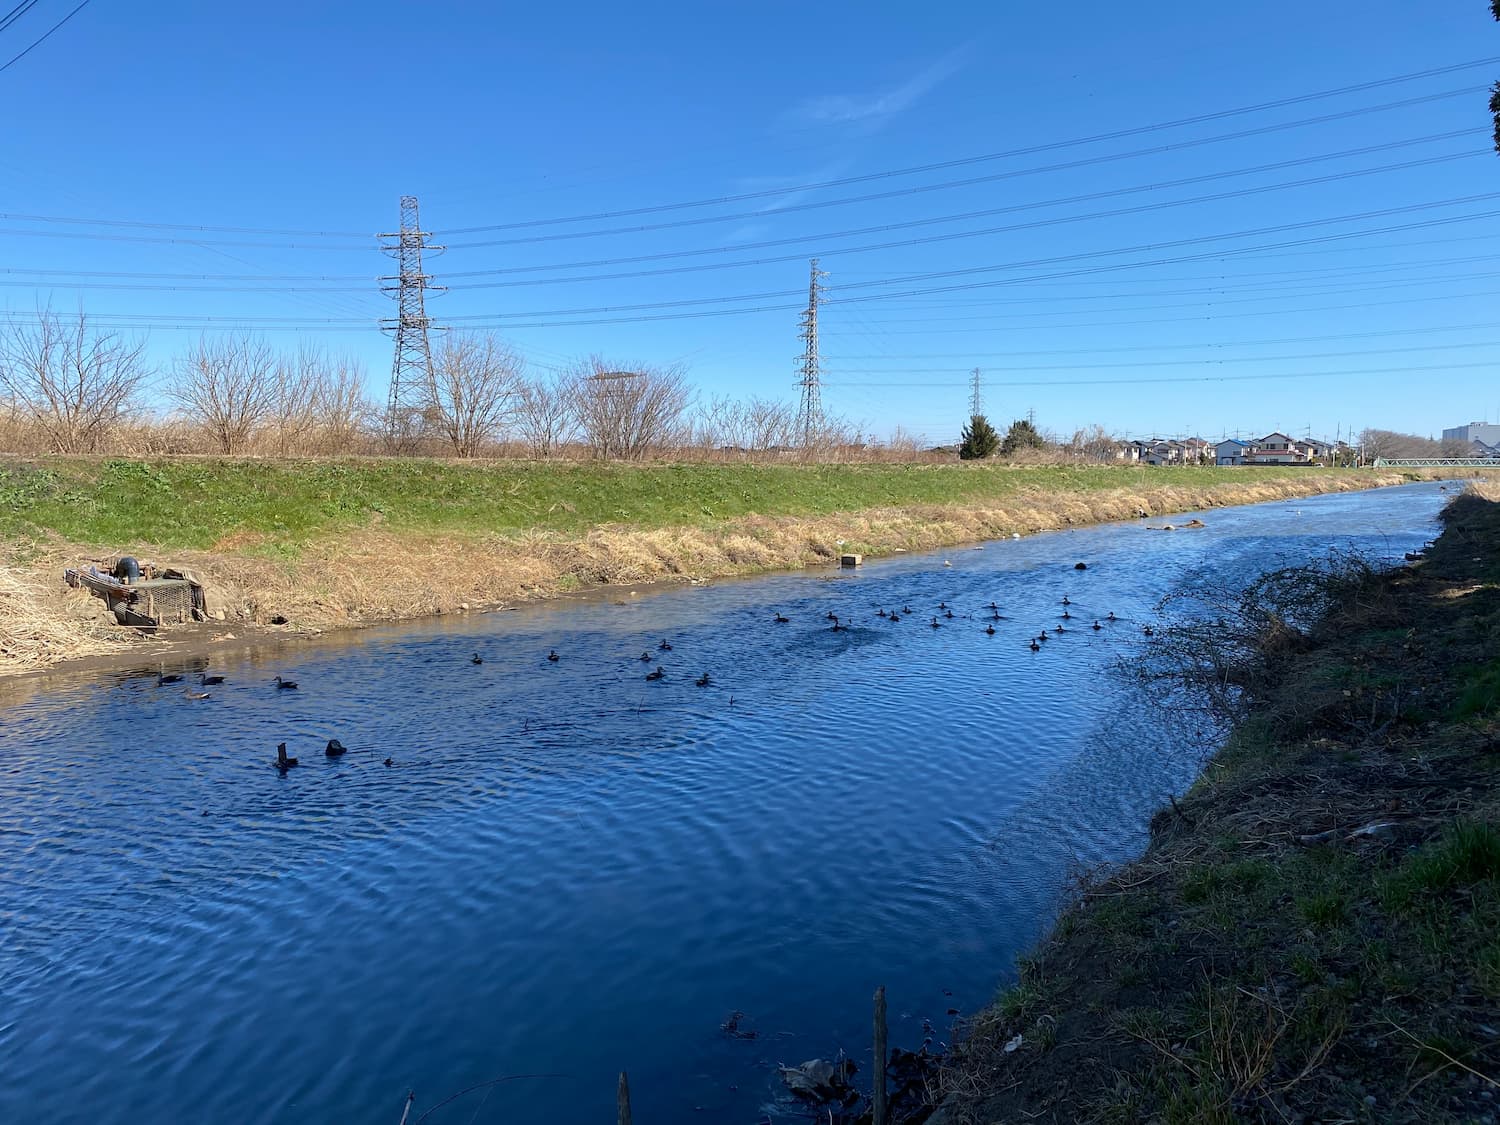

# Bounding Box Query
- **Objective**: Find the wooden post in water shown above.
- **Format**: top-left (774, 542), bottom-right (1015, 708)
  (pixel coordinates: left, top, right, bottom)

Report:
top-left (617, 1070), bottom-right (632, 1125)
top-left (873, 985), bottom-right (888, 1125)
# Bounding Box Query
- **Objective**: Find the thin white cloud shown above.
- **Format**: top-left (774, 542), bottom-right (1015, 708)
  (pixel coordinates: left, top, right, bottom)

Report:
top-left (788, 46), bottom-right (971, 128)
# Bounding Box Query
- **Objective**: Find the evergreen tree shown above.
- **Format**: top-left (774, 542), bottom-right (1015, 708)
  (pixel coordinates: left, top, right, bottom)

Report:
top-left (1000, 417), bottom-right (1046, 456)
top-left (959, 413), bottom-right (1000, 460)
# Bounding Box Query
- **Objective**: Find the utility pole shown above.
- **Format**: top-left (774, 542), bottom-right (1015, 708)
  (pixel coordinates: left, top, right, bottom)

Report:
top-left (969, 367), bottom-right (983, 417)
top-left (796, 258), bottom-right (827, 448)
top-left (379, 195), bottom-right (445, 451)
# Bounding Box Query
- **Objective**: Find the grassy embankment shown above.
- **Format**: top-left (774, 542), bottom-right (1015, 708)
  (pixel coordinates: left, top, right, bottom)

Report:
top-left (936, 484), bottom-right (1500, 1124)
top-left (0, 457), bottom-right (1423, 672)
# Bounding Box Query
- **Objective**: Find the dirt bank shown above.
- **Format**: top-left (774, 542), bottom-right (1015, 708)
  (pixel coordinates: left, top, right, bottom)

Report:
top-left (932, 483), bottom-right (1500, 1124)
top-left (0, 470), bottom-right (1425, 677)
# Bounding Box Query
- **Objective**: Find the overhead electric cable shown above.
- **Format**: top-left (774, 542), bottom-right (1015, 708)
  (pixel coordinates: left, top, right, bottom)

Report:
top-left (431, 57), bottom-right (1500, 233)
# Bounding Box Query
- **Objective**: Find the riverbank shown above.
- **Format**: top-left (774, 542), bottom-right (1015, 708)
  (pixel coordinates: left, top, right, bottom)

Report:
top-left (0, 457), bottom-right (1450, 675)
top-left (934, 483), bottom-right (1500, 1124)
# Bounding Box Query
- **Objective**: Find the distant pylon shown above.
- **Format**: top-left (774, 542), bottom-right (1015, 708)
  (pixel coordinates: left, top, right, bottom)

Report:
top-left (379, 195), bottom-right (445, 450)
top-left (969, 367), bottom-right (983, 417)
top-left (796, 258), bottom-right (827, 447)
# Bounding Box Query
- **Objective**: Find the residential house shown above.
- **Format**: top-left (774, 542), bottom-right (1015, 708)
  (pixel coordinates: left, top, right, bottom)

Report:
top-left (1244, 432), bottom-right (1311, 465)
top-left (1214, 438), bottom-right (1250, 466)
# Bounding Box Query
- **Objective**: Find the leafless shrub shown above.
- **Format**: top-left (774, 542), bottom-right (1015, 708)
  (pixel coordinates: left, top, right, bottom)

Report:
top-left (1133, 551), bottom-right (1387, 725)
top-left (513, 372), bottom-right (579, 459)
top-left (0, 307), bottom-right (152, 453)
top-left (569, 356), bottom-right (692, 460)
top-left (422, 332), bottom-right (525, 458)
top-left (165, 335), bottom-right (278, 454)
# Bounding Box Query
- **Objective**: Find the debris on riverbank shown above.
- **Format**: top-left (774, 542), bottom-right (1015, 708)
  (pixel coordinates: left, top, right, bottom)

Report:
top-left (932, 482), bottom-right (1500, 1123)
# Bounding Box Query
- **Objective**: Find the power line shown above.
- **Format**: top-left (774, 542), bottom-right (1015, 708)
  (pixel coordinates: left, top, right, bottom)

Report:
top-left (0, 0), bottom-right (44, 35)
top-left (821, 338), bottom-right (1500, 377)
top-left (0, 0), bottom-right (92, 76)
top-left (428, 57), bottom-right (1500, 234)
top-left (11, 204), bottom-right (1500, 333)
top-left (443, 94), bottom-right (1483, 249)
top-left (820, 360), bottom-right (1500, 389)
top-left (825, 321), bottom-right (1500, 360)
top-left (0, 211), bottom-right (372, 238)
top-left (434, 142), bottom-right (1483, 281)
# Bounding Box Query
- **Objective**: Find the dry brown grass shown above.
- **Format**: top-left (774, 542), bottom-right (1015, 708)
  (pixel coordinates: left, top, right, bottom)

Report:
top-left (0, 565), bottom-right (126, 670)
top-left (0, 470), bottom-right (1424, 676)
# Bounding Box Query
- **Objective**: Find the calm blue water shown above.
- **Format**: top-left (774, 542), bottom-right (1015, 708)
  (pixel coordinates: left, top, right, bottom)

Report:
top-left (0, 482), bottom-right (1448, 1124)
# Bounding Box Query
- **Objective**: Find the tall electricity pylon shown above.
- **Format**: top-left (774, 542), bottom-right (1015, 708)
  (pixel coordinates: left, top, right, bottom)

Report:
top-left (379, 195), bottom-right (444, 450)
top-left (796, 258), bottom-right (827, 447)
top-left (969, 367), bottom-right (983, 417)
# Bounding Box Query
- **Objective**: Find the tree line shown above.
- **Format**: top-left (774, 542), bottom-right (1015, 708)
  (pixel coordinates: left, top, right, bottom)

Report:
top-left (0, 308), bottom-right (903, 461)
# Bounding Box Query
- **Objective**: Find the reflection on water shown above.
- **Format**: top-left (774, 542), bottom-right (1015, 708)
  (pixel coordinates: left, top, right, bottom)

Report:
top-left (0, 483), bottom-right (1447, 1124)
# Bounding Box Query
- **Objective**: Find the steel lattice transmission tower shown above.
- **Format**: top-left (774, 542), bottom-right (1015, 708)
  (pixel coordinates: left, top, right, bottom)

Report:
top-left (379, 195), bottom-right (445, 449)
top-left (795, 258), bottom-right (827, 447)
top-left (969, 367), bottom-right (984, 417)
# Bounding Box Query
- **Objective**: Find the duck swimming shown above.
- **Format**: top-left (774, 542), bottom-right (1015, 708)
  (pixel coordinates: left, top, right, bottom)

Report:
top-left (695, 673), bottom-right (711, 687)
top-left (157, 669), bottom-right (182, 686)
top-left (1107, 612), bottom-right (1116, 621)
top-left (1029, 639), bottom-right (1041, 652)
top-left (325, 739), bottom-right (348, 757)
top-left (646, 666), bottom-right (665, 681)
top-left (273, 676), bottom-right (298, 690)
top-left (276, 742), bottom-right (299, 769)
top-left (944, 609), bottom-right (955, 620)
top-left (640, 651), bottom-right (654, 662)
top-left (774, 613), bottom-right (790, 623)
top-left (985, 624), bottom-right (996, 635)
top-left (930, 617), bottom-right (942, 629)
top-left (1143, 626), bottom-right (1155, 637)
top-left (1092, 620), bottom-right (1103, 631)
top-left (658, 640), bottom-right (672, 652)
top-left (470, 653), bottom-right (483, 665)
top-left (547, 650), bottom-right (560, 662)
top-left (200, 673), bottom-right (225, 686)
top-left (182, 688), bottom-right (210, 701)
top-left (1061, 596), bottom-right (1071, 606)
top-left (1061, 610), bottom-right (1072, 620)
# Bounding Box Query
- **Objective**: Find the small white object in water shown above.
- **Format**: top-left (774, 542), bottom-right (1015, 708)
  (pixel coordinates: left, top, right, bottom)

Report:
top-left (943, 560), bottom-right (953, 567)
top-left (1011, 533), bottom-right (1021, 540)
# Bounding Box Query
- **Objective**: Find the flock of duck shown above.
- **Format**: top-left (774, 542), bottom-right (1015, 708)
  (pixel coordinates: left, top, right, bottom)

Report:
top-left (152, 566), bottom-right (1150, 774)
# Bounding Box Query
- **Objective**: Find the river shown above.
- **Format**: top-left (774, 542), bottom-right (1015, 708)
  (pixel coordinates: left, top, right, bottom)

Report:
top-left (0, 481), bottom-right (1450, 1124)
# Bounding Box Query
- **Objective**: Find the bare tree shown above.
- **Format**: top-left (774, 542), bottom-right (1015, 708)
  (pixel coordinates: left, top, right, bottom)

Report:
top-left (744, 397), bottom-right (796, 453)
top-left (1358, 428), bottom-right (1442, 461)
top-left (0, 307), bottom-right (151, 453)
top-left (312, 354), bottom-right (374, 453)
top-left (569, 356), bottom-right (692, 460)
top-left (166, 335), bottom-right (278, 454)
top-left (513, 372), bottom-right (578, 458)
top-left (264, 346), bottom-right (325, 456)
top-left (424, 331), bottom-right (524, 457)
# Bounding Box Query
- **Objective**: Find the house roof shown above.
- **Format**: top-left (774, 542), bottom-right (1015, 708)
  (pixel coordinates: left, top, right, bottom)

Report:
top-left (1257, 432), bottom-right (1295, 443)
top-left (1215, 438), bottom-right (1248, 448)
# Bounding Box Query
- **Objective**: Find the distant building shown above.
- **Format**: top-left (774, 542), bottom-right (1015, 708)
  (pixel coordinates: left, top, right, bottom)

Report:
top-left (1215, 438), bottom-right (1249, 466)
top-left (1244, 432), bottom-right (1311, 464)
top-left (1442, 422), bottom-right (1500, 449)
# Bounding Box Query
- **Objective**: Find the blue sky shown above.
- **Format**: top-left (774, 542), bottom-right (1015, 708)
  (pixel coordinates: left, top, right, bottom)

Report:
top-left (4, 1), bottom-right (1500, 444)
